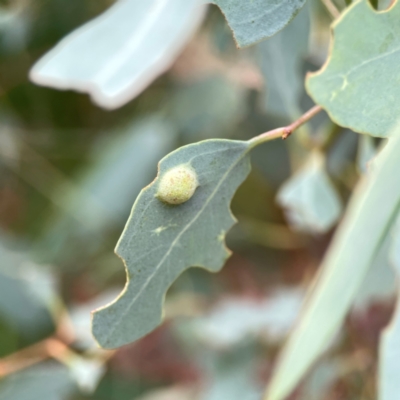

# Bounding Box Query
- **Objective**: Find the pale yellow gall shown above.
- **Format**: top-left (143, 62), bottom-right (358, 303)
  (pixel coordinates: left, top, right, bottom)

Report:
top-left (156, 165), bottom-right (198, 205)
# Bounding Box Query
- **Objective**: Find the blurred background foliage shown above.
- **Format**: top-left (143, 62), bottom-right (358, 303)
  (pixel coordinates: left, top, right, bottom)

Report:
top-left (0, 0), bottom-right (393, 399)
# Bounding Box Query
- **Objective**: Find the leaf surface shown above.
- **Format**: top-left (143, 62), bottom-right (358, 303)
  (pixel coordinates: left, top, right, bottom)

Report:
top-left (379, 214), bottom-right (400, 400)
top-left (193, 289), bottom-right (304, 348)
top-left (0, 241), bottom-right (54, 337)
top-left (257, 4), bottom-right (310, 119)
top-left (211, 0), bottom-right (306, 48)
top-left (266, 128), bottom-right (400, 400)
top-left (30, 0), bottom-right (205, 109)
top-left (307, 0), bottom-right (400, 137)
top-left (0, 363), bottom-right (75, 400)
top-left (277, 151), bottom-right (342, 233)
top-left (92, 140), bottom-right (251, 348)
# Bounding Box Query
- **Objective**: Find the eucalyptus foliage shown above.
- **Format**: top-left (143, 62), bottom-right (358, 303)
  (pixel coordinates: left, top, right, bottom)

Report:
top-left (2, 0), bottom-right (400, 399)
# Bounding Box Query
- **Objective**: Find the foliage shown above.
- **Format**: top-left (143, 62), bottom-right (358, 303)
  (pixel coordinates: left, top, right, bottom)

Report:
top-left (307, 0), bottom-right (400, 137)
top-left (30, 0), bottom-right (205, 109)
top-left (1, 0), bottom-right (400, 399)
top-left (267, 129), bottom-right (400, 400)
top-left (93, 140), bottom-right (252, 348)
top-left (211, 0), bottom-right (307, 48)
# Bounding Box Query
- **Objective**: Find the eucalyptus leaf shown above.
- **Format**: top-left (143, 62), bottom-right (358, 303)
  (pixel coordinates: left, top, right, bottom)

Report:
top-left (276, 151), bottom-right (342, 233)
top-left (379, 213), bottom-right (400, 400)
top-left (266, 129), bottom-right (400, 400)
top-left (201, 347), bottom-right (262, 400)
top-left (167, 75), bottom-right (246, 141)
top-left (0, 363), bottom-right (75, 400)
top-left (30, 0), bottom-right (205, 109)
top-left (67, 357), bottom-right (106, 394)
top-left (56, 116), bottom-right (177, 231)
top-left (0, 241), bottom-right (54, 337)
top-left (37, 116), bottom-right (176, 263)
top-left (70, 289), bottom-right (122, 349)
top-left (352, 233), bottom-right (395, 311)
top-left (211, 0), bottom-right (306, 48)
top-left (0, 4), bottom-right (31, 54)
top-left (0, 272), bottom-right (53, 337)
top-left (390, 212), bottom-right (400, 268)
top-left (307, 0), bottom-right (400, 137)
top-left (257, 4), bottom-right (310, 119)
top-left (301, 360), bottom-right (341, 400)
top-left (193, 289), bottom-right (304, 348)
top-left (92, 139), bottom-right (251, 349)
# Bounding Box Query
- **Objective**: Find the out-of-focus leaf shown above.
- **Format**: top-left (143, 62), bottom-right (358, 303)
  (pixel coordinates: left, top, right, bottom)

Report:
top-left (0, 238), bottom-right (54, 337)
top-left (0, 362), bottom-right (75, 400)
top-left (21, 264), bottom-right (59, 310)
top-left (168, 75), bottom-right (246, 141)
top-left (357, 135), bottom-right (376, 174)
top-left (0, 234), bottom-right (59, 309)
top-left (39, 116), bottom-right (177, 261)
top-left (325, 129), bottom-right (358, 179)
top-left (67, 357), bottom-right (106, 394)
top-left (59, 117), bottom-right (177, 229)
top-left (307, 0), bottom-right (400, 137)
top-left (266, 129), bottom-right (400, 400)
top-left (211, 0), bottom-right (306, 48)
top-left (30, 0), bottom-right (205, 109)
top-left (390, 213), bottom-right (400, 268)
top-left (257, 5), bottom-right (310, 119)
top-left (353, 233), bottom-right (395, 311)
top-left (92, 139), bottom-right (251, 349)
top-left (0, 4), bottom-right (31, 54)
top-left (308, 0), bottom-right (330, 65)
top-left (201, 347), bottom-right (262, 400)
top-left (276, 151), bottom-right (342, 233)
top-left (69, 289), bottom-right (122, 349)
top-left (193, 289), bottom-right (304, 348)
top-left (301, 360), bottom-right (341, 400)
top-left (380, 213), bottom-right (400, 400)
top-left (0, 270), bottom-right (54, 337)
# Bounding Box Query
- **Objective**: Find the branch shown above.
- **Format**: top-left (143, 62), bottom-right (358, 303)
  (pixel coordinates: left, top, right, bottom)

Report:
top-left (0, 312), bottom-right (114, 378)
top-left (249, 105), bottom-right (323, 147)
top-left (321, 0), bottom-right (340, 19)
top-left (0, 338), bottom-right (65, 377)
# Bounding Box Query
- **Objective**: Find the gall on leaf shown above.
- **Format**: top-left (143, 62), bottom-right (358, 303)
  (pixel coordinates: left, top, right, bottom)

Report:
top-left (156, 165), bottom-right (198, 205)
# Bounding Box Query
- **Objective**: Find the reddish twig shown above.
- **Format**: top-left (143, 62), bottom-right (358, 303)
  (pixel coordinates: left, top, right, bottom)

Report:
top-left (249, 105), bottom-right (323, 147)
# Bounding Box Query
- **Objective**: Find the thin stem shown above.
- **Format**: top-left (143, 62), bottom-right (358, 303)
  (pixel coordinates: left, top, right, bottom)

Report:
top-left (0, 335), bottom-right (114, 378)
top-left (0, 339), bottom-right (53, 377)
top-left (321, 0), bottom-right (340, 18)
top-left (249, 105), bottom-right (323, 148)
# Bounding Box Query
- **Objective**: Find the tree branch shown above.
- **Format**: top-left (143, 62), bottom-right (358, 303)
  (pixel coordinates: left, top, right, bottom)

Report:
top-left (321, 0), bottom-right (340, 19)
top-left (249, 105), bottom-right (323, 147)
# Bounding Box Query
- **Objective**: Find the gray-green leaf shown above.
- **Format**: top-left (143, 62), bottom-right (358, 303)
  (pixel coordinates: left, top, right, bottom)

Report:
top-left (266, 128), bottom-right (400, 400)
top-left (211, 0), bottom-right (306, 48)
top-left (92, 139), bottom-right (251, 349)
top-left (276, 151), bottom-right (342, 233)
top-left (0, 363), bottom-right (75, 400)
top-left (30, 0), bottom-right (205, 109)
top-left (380, 213), bottom-right (400, 400)
top-left (257, 4), bottom-right (310, 119)
top-left (307, 0), bottom-right (400, 137)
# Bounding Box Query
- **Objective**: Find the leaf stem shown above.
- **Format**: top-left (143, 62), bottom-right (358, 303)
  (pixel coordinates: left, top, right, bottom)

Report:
top-left (248, 105), bottom-right (323, 148)
top-left (321, 0), bottom-right (341, 19)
